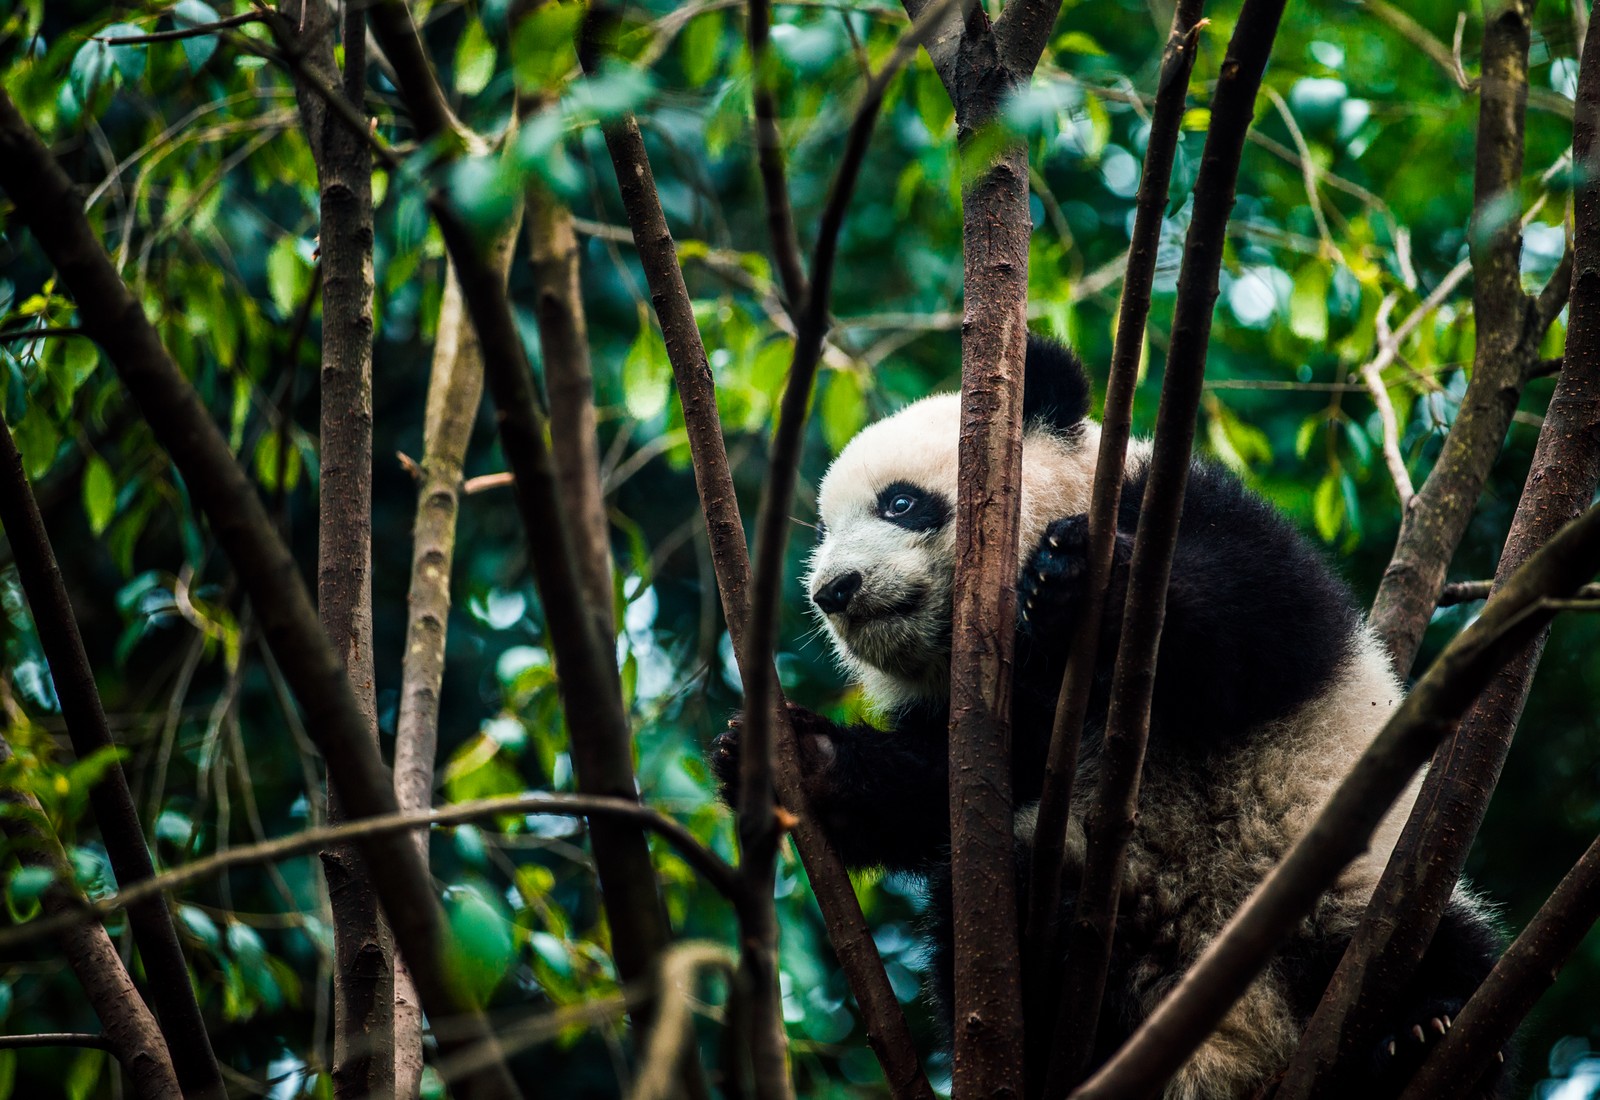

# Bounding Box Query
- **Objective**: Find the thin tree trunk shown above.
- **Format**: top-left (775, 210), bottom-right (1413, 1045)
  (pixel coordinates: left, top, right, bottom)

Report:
top-left (0, 734), bottom-right (182, 1100)
top-left (283, 0), bottom-right (399, 1090)
top-left (1367, 0), bottom-right (1554, 675)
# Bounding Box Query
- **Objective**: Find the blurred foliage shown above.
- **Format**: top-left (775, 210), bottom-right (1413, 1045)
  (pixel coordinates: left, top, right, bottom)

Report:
top-left (0, 0), bottom-right (1596, 1096)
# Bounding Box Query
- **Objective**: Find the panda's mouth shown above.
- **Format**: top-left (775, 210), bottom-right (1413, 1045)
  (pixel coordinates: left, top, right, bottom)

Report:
top-left (843, 585), bottom-right (926, 627)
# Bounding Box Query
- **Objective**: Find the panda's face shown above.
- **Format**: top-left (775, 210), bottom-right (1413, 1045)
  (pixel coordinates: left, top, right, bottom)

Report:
top-left (807, 393), bottom-right (1103, 711)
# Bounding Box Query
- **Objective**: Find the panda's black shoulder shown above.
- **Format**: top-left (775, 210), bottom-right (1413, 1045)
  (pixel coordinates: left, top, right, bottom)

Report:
top-left (1023, 334), bottom-right (1091, 432)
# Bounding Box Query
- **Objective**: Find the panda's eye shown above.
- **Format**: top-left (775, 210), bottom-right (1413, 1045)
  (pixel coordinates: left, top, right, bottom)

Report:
top-left (875, 482), bottom-right (948, 532)
top-left (885, 494), bottom-right (916, 517)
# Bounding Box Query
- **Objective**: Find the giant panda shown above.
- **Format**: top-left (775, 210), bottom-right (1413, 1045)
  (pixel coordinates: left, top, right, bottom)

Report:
top-left (712, 335), bottom-right (1510, 1100)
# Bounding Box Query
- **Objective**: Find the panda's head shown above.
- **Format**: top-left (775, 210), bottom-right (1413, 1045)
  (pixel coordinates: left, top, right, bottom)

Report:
top-left (806, 336), bottom-right (1100, 711)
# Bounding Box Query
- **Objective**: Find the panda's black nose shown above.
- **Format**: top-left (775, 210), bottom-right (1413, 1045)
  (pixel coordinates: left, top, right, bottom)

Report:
top-left (813, 572), bottom-right (862, 615)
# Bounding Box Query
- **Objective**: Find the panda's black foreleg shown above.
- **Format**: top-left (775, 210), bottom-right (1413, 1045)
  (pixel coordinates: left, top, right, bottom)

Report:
top-left (711, 701), bottom-right (952, 871)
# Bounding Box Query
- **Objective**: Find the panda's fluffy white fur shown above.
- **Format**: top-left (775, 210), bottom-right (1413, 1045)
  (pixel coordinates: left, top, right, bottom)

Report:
top-left (713, 337), bottom-right (1507, 1099)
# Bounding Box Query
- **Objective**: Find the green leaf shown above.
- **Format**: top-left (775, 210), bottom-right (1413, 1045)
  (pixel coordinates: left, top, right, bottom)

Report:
top-left (7, 866), bottom-right (54, 906)
top-left (1312, 472), bottom-right (1343, 543)
top-left (821, 369), bottom-right (866, 454)
top-left (1290, 264), bottom-right (1329, 343)
top-left (172, 1), bottom-right (221, 70)
top-left (69, 39), bottom-right (115, 108)
top-left (1051, 31), bottom-right (1107, 56)
top-left (266, 236), bottom-right (308, 318)
top-left (680, 10), bottom-right (723, 87)
top-left (65, 1048), bottom-right (104, 1100)
top-left (511, 2), bottom-right (584, 93)
top-left (454, 18), bottom-right (496, 96)
top-left (83, 455), bottom-right (115, 536)
top-left (622, 309), bottom-right (670, 420)
top-left (100, 24), bottom-right (146, 83)
top-left (913, 65), bottom-right (953, 138)
top-left (445, 883), bottom-right (515, 1006)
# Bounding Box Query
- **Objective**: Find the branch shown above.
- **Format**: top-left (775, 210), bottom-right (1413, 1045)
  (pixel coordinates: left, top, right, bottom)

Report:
top-left (1277, 14), bottom-right (1600, 1094)
top-left (1068, 499), bottom-right (1600, 1100)
top-left (630, 945), bottom-right (740, 1100)
top-left (1024, 0), bottom-right (1205, 1062)
top-left (0, 84), bottom-right (522, 1100)
top-left (582, 19), bottom-right (932, 1098)
top-left (1045, 0), bottom-right (1285, 1090)
top-left (747, 0), bottom-right (809, 311)
top-left (1439, 580), bottom-right (1600, 605)
top-left (1368, 0), bottom-right (1544, 675)
top-left (392, 235), bottom-right (515, 1097)
top-left (994, 0), bottom-right (1066, 76)
top-left (91, 10), bottom-right (267, 44)
top-left (0, 1034), bottom-right (115, 1052)
top-left (0, 734), bottom-right (181, 1100)
top-left (1397, 832), bottom-right (1600, 1099)
top-left (530, 191), bottom-right (613, 631)
top-left (364, 3), bottom-right (683, 1056)
top-left (733, 2), bottom-right (968, 1091)
top-left (0, 793), bottom-right (746, 954)
top-left (281, 1), bottom-right (398, 1092)
top-left (0, 417), bottom-right (223, 1097)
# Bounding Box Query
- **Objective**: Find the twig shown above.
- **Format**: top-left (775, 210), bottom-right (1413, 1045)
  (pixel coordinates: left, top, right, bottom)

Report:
top-left (1045, 0), bottom-right (1285, 1090)
top-left (1452, 11), bottom-right (1476, 91)
top-left (0, 325), bottom-right (85, 343)
top-left (1362, 293), bottom-right (1416, 507)
top-left (747, 0), bottom-right (809, 312)
top-left (1024, 0), bottom-right (1205, 1078)
top-left (90, 10), bottom-right (267, 45)
top-left (0, 792), bottom-right (746, 954)
top-left (1439, 580), bottom-right (1600, 605)
top-left (0, 1034), bottom-right (115, 1052)
top-left (1069, 499), bottom-right (1600, 1100)
top-left (630, 945), bottom-right (740, 1100)
top-left (1264, 86), bottom-right (1334, 257)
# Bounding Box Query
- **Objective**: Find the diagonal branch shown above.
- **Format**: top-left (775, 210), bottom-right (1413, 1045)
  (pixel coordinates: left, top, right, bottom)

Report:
top-left (747, 0), bottom-right (809, 312)
top-left (0, 84), bottom-right (523, 1100)
top-left (0, 421), bottom-right (221, 1100)
top-left (361, 0), bottom-right (680, 1043)
top-left (1068, 499), bottom-right (1600, 1100)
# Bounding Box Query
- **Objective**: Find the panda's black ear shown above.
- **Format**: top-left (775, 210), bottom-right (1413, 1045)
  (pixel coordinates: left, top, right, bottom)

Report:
top-left (1023, 333), bottom-right (1091, 431)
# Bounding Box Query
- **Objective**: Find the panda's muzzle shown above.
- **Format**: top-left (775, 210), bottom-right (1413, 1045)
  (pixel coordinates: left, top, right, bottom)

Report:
top-left (812, 571), bottom-right (863, 614)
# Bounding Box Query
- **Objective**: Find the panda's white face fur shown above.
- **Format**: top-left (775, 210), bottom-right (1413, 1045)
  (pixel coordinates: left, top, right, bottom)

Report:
top-left (807, 393), bottom-right (1108, 712)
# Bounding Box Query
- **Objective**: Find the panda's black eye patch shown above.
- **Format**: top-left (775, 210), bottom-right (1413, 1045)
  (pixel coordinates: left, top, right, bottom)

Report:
top-left (875, 481), bottom-right (948, 532)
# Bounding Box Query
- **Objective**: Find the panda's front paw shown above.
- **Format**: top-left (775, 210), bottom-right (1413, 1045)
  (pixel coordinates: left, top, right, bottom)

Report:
top-left (1018, 515), bottom-right (1093, 636)
top-left (710, 703), bottom-right (838, 808)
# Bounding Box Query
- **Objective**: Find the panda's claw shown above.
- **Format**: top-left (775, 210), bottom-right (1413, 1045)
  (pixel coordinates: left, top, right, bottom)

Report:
top-left (1385, 1041), bottom-right (1396, 1058)
top-left (1430, 1017), bottom-right (1446, 1036)
top-left (1410, 1025), bottom-right (1425, 1043)
top-left (1442, 1015), bottom-right (1451, 1030)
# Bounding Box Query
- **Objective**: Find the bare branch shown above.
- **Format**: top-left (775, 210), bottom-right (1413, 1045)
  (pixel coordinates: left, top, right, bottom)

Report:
top-left (91, 10), bottom-right (267, 44)
top-left (747, 0), bottom-right (809, 311)
top-left (1069, 499), bottom-right (1600, 1100)
top-left (364, 3), bottom-right (680, 1052)
top-left (582, 21), bottom-right (932, 1097)
top-left (630, 945), bottom-right (740, 1100)
top-left (1368, 0), bottom-right (1543, 675)
top-left (1025, 0), bottom-right (1204, 1077)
